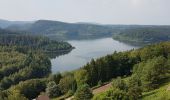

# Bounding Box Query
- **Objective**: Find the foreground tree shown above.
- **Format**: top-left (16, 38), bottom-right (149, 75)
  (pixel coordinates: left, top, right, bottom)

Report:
top-left (48, 73), bottom-right (62, 84)
top-left (59, 73), bottom-right (77, 94)
top-left (7, 90), bottom-right (28, 100)
top-left (127, 75), bottom-right (142, 99)
top-left (46, 81), bottom-right (61, 98)
top-left (93, 77), bottom-right (142, 100)
top-left (112, 77), bottom-right (127, 91)
top-left (74, 84), bottom-right (93, 100)
top-left (9, 79), bottom-right (46, 99)
top-left (74, 69), bottom-right (89, 86)
top-left (133, 56), bottom-right (169, 91)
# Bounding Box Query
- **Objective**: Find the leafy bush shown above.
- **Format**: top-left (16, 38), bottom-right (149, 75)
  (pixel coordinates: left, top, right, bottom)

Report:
top-left (74, 84), bottom-right (93, 100)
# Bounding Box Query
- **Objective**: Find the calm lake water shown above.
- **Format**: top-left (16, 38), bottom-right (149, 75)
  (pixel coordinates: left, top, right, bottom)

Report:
top-left (51, 38), bottom-right (139, 73)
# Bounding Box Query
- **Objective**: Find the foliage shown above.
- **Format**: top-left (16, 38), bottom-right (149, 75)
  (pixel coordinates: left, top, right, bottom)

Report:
top-left (142, 78), bottom-right (170, 100)
top-left (127, 75), bottom-right (142, 100)
top-left (82, 41), bottom-right (170, 88)
top-left (9, 79), bottom-right (47, 99)
top-left (0, 52), bottom-right (51, 90)
top-left (0, 33), bottom-right (73, 52)
top-left (74, 69), bottom-right (89, 86)
top-left (93, 88), bottom-right (129, 100)
top-left (93, 77), bottom-right (142, 100)
top-left (48, 73), bottom-right (62, 84)
top-left (6, 90), bottom-right (28, 100)
top-left (74, 84), bottom-right (93, 100)
top-left (1, 26), bottom-right (170, 99)
top-left (46, 81), bottom-right (61, 98)
top-left (133, 56), bottom-right (169, 91)
top-left (0, 30), bottom-right (73, 99)
top-left (112, 77), bottom-right (127, 91)
top-left (58, 73), bottom-right (77, 94)
top-left (83, 52), bottom-right (138, 86)
top-left (92, 42), bottom-right (170, 99)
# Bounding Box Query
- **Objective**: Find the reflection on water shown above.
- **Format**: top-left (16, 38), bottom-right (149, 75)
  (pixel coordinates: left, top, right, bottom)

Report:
top-left (51, 38), bottom-right (139, 73)
top-left (46, 50), bottom-right (72, 59)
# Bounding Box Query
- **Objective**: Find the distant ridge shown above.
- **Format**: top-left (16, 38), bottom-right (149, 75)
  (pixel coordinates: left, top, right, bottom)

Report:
top-left (6, 20), bottom-right (116, 40)
top-left (1, 19), bottom-right (170, 43)
top-left (0, 19), bottom-right (33, 28)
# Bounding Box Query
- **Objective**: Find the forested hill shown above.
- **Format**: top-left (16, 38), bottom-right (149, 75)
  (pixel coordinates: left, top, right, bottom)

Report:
top-left (0, 19), bottom-right (32, 29)
top-left (0, 39), bottom-right (170, 99)
top-left (0, 29), bottom-right (73, 52)
top-left (113, 26), bottom-right (170, 45)
top-left (6, 20), bottom-right (170, 44)
top-left (6, 20), bottom-right (121, 40)
top-left (0, 29), bottom-right (73, 100)
top-left (81, 41), bottom-right (170, 100)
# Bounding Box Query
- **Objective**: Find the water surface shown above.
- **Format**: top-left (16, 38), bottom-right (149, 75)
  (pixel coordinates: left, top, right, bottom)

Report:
top-left (51, 38), bottom-right (139, 73)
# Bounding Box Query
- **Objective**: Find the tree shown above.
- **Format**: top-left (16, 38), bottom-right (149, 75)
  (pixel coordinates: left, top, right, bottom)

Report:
top-left (93, 88), bottom-right (129, 100)
top-left (74, 84), bottom-right (93, 100)
top-left (127, 75), bottom-right (142, 99)
top-left (48, 73), bottom-right (62, 84)
top-left (7, 90), bottom-right (28, 100)
top-left (10, 79), bottom-right (46, 99)
top-left (134, 56), bottom-right (169, 91)
top-left (74, 69), bottom-right (89, 86)
top-left (59, 74), bottom-right (77, 94)
top-left (46, 81), bottom-right (61, 98)
top-left (112, 77), bottom-right (127, 91)
top-left (0, 91), bottom-right (8, 100)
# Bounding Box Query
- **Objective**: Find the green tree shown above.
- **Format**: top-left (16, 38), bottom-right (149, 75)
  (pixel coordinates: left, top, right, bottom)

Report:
top-left (74, 69), bottom-right (89, 86)
top-left (93, 88), bottom-right (129, 100)
top-left (112, 77), bottom-right (127, 91)
top-left (7, 90), bottom-right (28, 100)
top-left (59, 74), bottom-right (77, 94)
top-left (127, 75), bottom-right (142, 99)
top-left (74, 84), bottom-right (93, 100)
top-left (134, 56), bottom-right (169, 90)
top-left (46, 81), bottom-right (61, 98)
top-left (9, 79), bottom-right (46, 99)
top-left (48, 73), bottom-right (62, 84)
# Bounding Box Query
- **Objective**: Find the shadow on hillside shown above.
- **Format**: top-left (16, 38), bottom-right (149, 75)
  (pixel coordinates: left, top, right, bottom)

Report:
top-left (46, 50), bottom-right (72, 59)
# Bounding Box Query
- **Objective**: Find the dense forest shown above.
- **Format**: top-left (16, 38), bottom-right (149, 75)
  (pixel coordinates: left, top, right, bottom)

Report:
top-left (0, 44), bottom-right (52, 99)
top-left (49, 41), bottom-right (170, 100)
top-left (0, 29), bottom-right (73, 52)
top-left (85, 42), bottom-right (170, 100)
top-left (1, 39), bottom-right (169, 100)
top-left (0, 29), bottom-right (75, 99)
top-left (0, 21), bottom-right (170, 99)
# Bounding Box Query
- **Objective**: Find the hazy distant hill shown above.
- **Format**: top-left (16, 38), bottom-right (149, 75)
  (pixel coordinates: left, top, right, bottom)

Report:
top-left (7, 20), bottom-right (123, 40)
top-left (4, 19), bottom-right (170, 43)
top-left (112, 25), bottom-right (170, 45)
top-left (0, 19), bottom-right (33, 28)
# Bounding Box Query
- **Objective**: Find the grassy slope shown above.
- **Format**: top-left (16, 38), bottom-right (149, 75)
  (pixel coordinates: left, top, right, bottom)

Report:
top-left (92, 76), bottom-right (170, 100)
top-left (142, 77), bottom-right (170, 100)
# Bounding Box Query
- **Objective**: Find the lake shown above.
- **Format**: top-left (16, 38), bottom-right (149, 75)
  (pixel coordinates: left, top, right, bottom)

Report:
top-left (51, 38), bottom-right (139, 73)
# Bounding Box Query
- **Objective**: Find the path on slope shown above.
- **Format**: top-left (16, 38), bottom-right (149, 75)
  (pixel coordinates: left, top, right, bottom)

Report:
top-left (92, 83), bottom-right (112, 94)
top-left (66, 83), bottom-right (112, 100)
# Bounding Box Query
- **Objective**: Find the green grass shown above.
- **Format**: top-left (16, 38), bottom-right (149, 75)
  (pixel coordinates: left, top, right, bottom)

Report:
top-left (93, 76), bottom-right (170, 100)
top-left (142, 79), bottom-right (170, 100)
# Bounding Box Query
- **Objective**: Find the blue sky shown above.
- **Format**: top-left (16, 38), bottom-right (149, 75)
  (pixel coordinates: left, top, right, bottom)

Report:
top-left (0, 0), bottom-right (170, 25)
